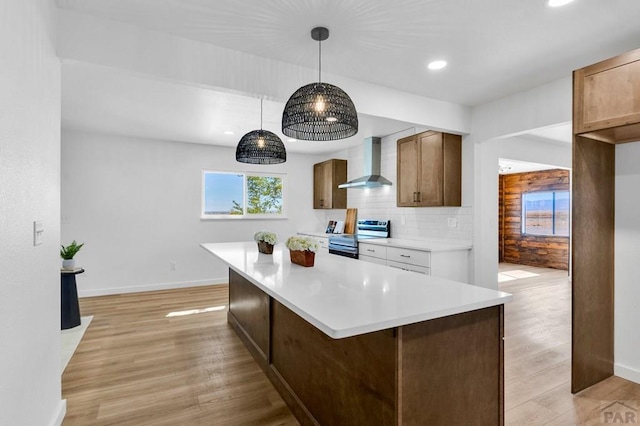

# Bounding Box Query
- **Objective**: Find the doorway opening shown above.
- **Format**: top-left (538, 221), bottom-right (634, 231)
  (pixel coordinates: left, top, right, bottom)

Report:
top-left (498, 158), bottom-right (570, 273)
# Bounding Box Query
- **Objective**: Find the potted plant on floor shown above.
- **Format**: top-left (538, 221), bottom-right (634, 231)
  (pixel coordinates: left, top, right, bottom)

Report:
top-left (254, 230), bottom-right (277, 254)
top-left (60, 240), bottom-right (84, 270)
top-left (285, 236), bottom-right (319, 267)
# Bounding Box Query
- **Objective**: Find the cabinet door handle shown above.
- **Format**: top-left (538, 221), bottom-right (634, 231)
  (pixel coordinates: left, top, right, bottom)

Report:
top-left (366, 249), bottom-right (375, 252)
top-left (400, 254), bottom-right (411, 258)
top-left (413, 192), bottom-right (418, 202)
top-left (417, 191), bottom-right (421, 202)
top-left (319, 199), bottom-right (324, 207)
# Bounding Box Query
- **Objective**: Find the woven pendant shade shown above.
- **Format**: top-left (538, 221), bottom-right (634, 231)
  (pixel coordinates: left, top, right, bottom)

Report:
top-left (282, 82), bottom-right (358, 141)
top-left (281, 26), bottom-right (358, 141)
top-left (236, 129), bottom-right (286, 164)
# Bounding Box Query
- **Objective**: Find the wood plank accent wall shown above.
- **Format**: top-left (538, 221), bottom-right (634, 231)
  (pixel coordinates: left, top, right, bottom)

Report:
top-left (499, 175), bottom-right (505, 262)
top-left (498, 169), bottom-right (570, 270)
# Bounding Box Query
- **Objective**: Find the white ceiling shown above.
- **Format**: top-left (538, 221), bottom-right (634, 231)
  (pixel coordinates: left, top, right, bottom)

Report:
top-left (525, 123), bottom-right (573, 144)
top-left (518, 122), bottom-right (573, 145)
top-left (498, 158), bottom-right (567, 175)
top-left (61, 61), bottom-right (419, 154)
top-left (57, 0), bottom-right (640, 152)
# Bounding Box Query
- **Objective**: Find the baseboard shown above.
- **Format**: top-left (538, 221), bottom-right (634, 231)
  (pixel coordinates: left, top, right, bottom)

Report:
top-left (615, 363), bottom-right (640, 385)
top-left (49, 399), bottom-right (66, 426)
top-left (78, 277), bottom-right (228, 297)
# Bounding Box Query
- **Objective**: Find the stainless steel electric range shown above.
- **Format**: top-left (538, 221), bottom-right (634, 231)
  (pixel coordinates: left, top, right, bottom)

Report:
top-left (328, 219), bottom-right (390, 259)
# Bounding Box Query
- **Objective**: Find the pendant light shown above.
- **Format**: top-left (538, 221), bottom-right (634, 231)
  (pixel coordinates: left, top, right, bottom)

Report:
top-left (236, 98), bottom-right (287, 164)
top-left (282, 27), bottom-right (358, 141)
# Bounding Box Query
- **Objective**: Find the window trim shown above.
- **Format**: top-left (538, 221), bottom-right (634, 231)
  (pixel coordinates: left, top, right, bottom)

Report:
top-left (201, 170), bottom-right (287, 220)
top-left (521, 190), bottom-right (570, 237)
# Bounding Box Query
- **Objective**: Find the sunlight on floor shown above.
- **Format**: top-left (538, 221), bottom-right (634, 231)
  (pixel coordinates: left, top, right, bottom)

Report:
top-left (62, 315), bottom-right (93, 374)
top-left (498, 269), bottom-right (540, 283)
top-left (498, 273), bottom-right (517, 283)
top-left (166, 305), bottom-right (226, 317)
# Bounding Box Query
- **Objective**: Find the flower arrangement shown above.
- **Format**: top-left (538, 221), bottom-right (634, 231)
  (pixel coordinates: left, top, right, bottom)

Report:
top-left (254, 230), bottom-right (277, 245)
top-left (286, 236), bottom-right (318, 267)
top-left (285, 236), bottom-right (319, 253)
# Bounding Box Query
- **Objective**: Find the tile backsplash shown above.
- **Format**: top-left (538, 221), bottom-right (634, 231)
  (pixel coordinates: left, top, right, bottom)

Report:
top-left (323, 128), bottom-right (473, 244)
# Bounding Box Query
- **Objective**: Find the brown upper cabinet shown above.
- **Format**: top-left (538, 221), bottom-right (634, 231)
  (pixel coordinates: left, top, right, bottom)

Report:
top-left (397, 131), bottom-right (461, 207)
top-left (574, 47), bottom-right (640, 144)
top-left (313, 159), bottom-right (347, 209)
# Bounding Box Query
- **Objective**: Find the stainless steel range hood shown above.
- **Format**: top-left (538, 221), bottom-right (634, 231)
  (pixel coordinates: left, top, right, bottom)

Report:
top-left (338, 137), bottom-right (392, 189)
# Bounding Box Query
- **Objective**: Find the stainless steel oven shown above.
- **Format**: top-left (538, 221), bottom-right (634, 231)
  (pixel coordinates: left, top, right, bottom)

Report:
top-left (328, 219), bottom-right (390, 259)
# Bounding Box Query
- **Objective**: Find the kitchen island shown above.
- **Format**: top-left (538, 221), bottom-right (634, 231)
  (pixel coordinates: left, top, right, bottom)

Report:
top-left (202, 242), bottom-right (512, 425)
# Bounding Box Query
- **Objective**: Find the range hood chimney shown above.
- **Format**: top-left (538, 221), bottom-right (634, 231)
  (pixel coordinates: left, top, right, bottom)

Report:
top-left (338, 137), bottom-right (392, 189)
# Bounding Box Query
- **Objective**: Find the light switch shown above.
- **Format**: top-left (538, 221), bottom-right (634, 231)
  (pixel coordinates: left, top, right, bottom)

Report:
top-left (33, 221), bottom-right (44, 246)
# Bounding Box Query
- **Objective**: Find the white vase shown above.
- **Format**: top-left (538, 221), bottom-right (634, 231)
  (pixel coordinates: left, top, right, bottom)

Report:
top-left (62, 259), bottom-right (75, 270)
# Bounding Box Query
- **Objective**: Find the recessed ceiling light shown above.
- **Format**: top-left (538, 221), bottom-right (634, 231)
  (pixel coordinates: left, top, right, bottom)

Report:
top-left (547, 0), bottom-right (575, 7)
top-left (427, 60), bottom-right (447, 70)
top-left (224, 131), bottom-right (234, 135)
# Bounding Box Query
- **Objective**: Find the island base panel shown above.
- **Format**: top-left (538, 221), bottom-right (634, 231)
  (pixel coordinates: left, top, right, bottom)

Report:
top-left (400, 305), bottom-right (504, 425)
top-left (271, 300), bottom-right (397, 426)
top-left (228, 269), bottom-right (270, 361)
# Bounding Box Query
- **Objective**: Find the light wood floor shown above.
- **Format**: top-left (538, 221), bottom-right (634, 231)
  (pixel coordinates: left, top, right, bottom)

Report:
top-left (500, 262), bottom-right (640, 425)
top-left (62, 267), bottom-right (640, 425)
top-left (62, 286), bottom-right (297, 425)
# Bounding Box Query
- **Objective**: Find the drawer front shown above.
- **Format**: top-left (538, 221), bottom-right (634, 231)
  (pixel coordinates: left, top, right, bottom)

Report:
top-left (359, 254), bottom-right (387, 265)
top-left (316, 237), bottom-right (329, 250)
top-left (358, 243), bottom-right (387, 260)
top-left (387, 260), bottom-right (430, 275)
top-left (297, 234), bottom-right (329, 250)
top-left (387, 247), bottom-right (430, 267)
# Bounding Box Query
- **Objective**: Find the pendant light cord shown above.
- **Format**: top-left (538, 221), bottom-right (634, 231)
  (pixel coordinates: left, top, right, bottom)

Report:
top-left (260, 98), bottom-right (263, 130)
top-left (318, 37), bottom-right (322, 83)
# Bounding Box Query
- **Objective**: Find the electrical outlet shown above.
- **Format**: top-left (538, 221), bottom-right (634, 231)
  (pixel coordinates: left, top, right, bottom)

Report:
top-left (401, 215), bottom-right (406, 226)
top-left (447, 217), bottom-right (458, 228)
top-left (170, 261), bottom-right (176, 271)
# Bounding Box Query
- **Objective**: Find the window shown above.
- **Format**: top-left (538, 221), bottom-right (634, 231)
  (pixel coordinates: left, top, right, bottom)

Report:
top-left (522, 191), bottom-right (569, 236)
top-left (202, 171), bottom-right (285, 219)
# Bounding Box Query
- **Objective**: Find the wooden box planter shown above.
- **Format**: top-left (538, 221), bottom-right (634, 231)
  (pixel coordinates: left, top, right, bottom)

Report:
top-left (289, 250), bottom-right (315, 267)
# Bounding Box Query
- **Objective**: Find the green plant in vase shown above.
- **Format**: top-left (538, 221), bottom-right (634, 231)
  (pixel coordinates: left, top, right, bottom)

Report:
top-left (60, 240), bottom-right (84, 270)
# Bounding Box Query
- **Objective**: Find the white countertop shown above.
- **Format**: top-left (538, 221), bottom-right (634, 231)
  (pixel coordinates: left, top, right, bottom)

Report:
top-left (298, 230), bottom-right (471, 251)
top-left (297, 231), bottom-right (332, 239)
top-left (201, 242), bottom-right (511, 339)
top-left (360, 238), bottom-right (472, 252)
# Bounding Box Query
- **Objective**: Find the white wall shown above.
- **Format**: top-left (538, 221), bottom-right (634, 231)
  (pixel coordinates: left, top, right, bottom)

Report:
top-left (324, 129), bottom-right (473, 243)
top-left (61, 130), bottom-right (325, 296)
top-left (615, 142), bottom-right (640, 384)
top-left (0, 1), bottom-right (65, 425)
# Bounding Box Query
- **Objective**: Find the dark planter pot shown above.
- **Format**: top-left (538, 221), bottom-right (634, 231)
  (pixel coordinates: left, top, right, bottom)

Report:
top-left (257, 241), bottom-right (274, 254)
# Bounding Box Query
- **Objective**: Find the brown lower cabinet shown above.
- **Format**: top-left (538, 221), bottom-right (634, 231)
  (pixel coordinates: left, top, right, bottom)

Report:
top-left (227, 269), bottom-right (504, 425)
